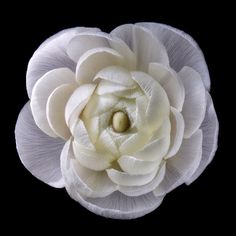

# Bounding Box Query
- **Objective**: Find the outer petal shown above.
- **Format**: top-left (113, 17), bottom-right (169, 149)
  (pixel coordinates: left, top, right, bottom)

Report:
top-left (67, 33), bottom-right (109, 62)
top-left (31, 68), bottom-right (75, 137)
top-left (186, 92), bottom-right (219, 184)
top-left (15, 102), bottom-right (65, 188)
top-left (65, 188), bottom-right (164, 219)
top-left (60, 139), bottom-right (117, 198)
top-left (111, 24), bottom-right (169, 71)
top-left (67, 32), bottom-right (136, 69)
top-left (27, 27), bottom-right (100, 97)
top-left (136, 22), bottom-right (210, 90)
top-left (154, 130), bottom-right (203, 196)
top-left (148, 63), bottom-right (185, 111)
top-left (76, 47), bottom-right (124, 85)
top-left (179, 66), bottom-right (206, 138)
top-left (46, 84), bottom-right (76, 140)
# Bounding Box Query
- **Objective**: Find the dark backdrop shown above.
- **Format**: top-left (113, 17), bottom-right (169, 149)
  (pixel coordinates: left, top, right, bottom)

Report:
top-left (4, 2), bottom-right (232, 233)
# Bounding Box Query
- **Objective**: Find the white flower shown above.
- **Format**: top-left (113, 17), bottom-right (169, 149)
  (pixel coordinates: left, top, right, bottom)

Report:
top-left (15, 23), bottom-right (219, 219)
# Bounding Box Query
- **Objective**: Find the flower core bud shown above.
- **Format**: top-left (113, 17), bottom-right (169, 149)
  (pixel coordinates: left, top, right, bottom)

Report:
top-left (112, 111), bottom-right (130, 133)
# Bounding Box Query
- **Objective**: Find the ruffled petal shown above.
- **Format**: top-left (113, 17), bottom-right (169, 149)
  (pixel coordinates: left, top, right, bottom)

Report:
top-left (119, 131), bottom-right (150, 155)
top-left (96, 129), bottom-right (120, 156)
top-left (111, 24), bottom-right (169, 71)
top-left (65, 189), bottom-right (164, 219)
top-left (136, 22), bottom-right (210, 90)
top-left (82, 93), bottom-right (119, 118)
top-left (179, 66), bottom-right (206, 138)
top-left (148, 63), bottom-right (185, 111)
top-left (154, 130), bottom-right (203, 196)
top-left (76, 47), bottom-right (124, 85)
top-left (95, 80), bottom-right (135, 96)
top-left (73, 140), bottom-right (113, 171)
top-left (106, 168), bottom-right (157, 186)
top-left (65, 83), bottom-right (96, 128)
top-left (27, 27), bottom-right (100, 97)
top-left (46, 84), bottom-right (76, 140)
top-left (118, 155), bottom-right (159, 175)
top-left (72, 120), bottom-right (95, 149)
top-left (67, 32), bottom-right (136, 69)
top-left (60, 139), bottom-right (117, 198)
top-left (166, 107), bottom-right (185, 158)
top-left (132, 71), bottom-right (170, 132)
top-left (134, 118), bottom-right (171, 161)
top-left (120, 163), bottom-right (166, 196)
top-left (94, 65), bottom-right (135, 87)
top-left (186, 92), bottom-right (219, 184)
top-left (30, 68), bottom-right (75, 137)
top-left (82, 116), bottom-right (99, 144)
top-left (67, 33), bottom-right (109, 62)
top-left (15, 102), bottom-right (65, 188)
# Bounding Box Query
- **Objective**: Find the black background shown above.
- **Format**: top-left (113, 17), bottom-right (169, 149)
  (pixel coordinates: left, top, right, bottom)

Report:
top-left (4, 2), bottom-right (233, 233)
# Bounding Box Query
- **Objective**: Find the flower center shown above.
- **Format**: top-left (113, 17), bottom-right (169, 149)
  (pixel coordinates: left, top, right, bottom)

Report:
top-left (112, 111), bottom-right (130, 133)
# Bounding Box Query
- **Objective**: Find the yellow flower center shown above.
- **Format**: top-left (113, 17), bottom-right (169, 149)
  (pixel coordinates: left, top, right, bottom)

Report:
top-left (112, 111), bottom-right (130, 133)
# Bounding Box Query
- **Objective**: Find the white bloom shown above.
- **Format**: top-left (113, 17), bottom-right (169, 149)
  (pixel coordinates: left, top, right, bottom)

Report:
top-left (15, 23), bottom-right (219, 219)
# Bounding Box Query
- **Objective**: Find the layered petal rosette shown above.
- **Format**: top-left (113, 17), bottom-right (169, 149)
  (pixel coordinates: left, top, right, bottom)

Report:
top-left (15, 23), bottom-right (218, 219)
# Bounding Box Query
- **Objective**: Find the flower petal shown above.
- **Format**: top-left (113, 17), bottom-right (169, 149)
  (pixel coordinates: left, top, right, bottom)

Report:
top-left (67, 33), bottom-right (109, 62)
top-left (119, 131), bottom-right (150, 155)
top-left (154, 130), bottom-right (203, 196)
top-left (148, 63), bottom-right (185, 111)
top-left (26, 27), bottom-right (100, 97)
top-left (132, 71), bottom-right (170, 132)
top-left (179, 66), bottom-right (206, 138)
top-left (95, 80), bottom-right (134, 96)
top-left (46, 84), bottom-right (76, 140)
top-left (82, 116), bottom-right (100, 144)
top-left (82, 93), bottom-right (119, 118)
top-left (166, 107), bottom-right (185, 158)
top-left (76, 47), bottom-right (124, 85)
top-left (186, 92), bottom-right (219, 184)
top-left (60, 139), bottom-right (117, 198)
top-left (107, 168), bottom-right (157, 186)
top-left (65, 83), bottom-right (96, 128)
top-left (136, 22), bottom-right (210, 90)
top-left (72, 120), bottom-right (94, 149)
top-left (120, 162), bottom-right (166, 196)
top-left (15, 102), bottom-right (65, 188)
top-left (67, 32), bottom-right (136, 69)
top-left (31, 68), bottom-right (75, 137)
top-left (72, 140), bottom-right (113, 171)
top-left (96, 129), bottom-right (120, 156)
top-left (94, 65), bottom-right (135, 87)
top-left (135, 118), bottom-right (171, 161)
top-left (111, 24), bottom-right (169, 71)
top-left (66, 189), bottom-right (164, 219)
top-left (118, 155), bottom-right (159, 175)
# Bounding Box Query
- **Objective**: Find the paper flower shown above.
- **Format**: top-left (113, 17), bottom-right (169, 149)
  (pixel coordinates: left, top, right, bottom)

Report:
top-left (15, 23), bottom-right (218, 219)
